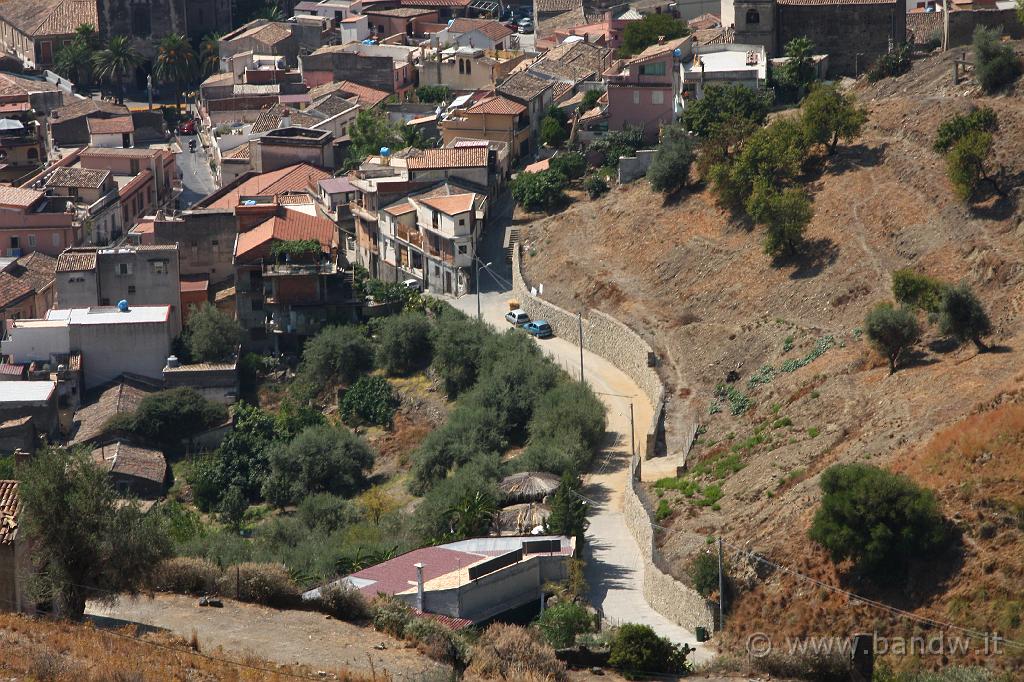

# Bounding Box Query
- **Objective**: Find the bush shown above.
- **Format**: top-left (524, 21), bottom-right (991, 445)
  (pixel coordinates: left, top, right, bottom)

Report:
top-left (946, 130), bottom-right (1001, 201)
top-left (511, 170), bottom-right (567, 212)
top-left (938, 284), bottom-right (992, 352)
top-left (149, 556), bottom-right (222, 594)
top-left (263, 424), bottom-right (374, 506)
top-left (583, 174), bottom-right (609, 199)
top-left (416, 84), bottom-right (449, 103)
top-left (468, 623), bottom-right (566, 681)
top-left (934, 107), bottom-right (997, 153)
top-left (809, 463), bottom-right (948, 579)
top-left (747, 180), bottom-right (813, 258)
top-left (891, 269), bottom-right (949, 313)
top-left (800, 83), bottom-right (867, 155)
top-left (107, 387), bottom-right (227, 448)
top-left (548, 151), bottom-right (586, 180)
top-left (292, 325), bottom-right (374, 401)
top-left (218, 562), bottom-right (301, 608)
top-left (541, 115), bottom-right (568, 148)
top-left (315, 582), bottom-right (371, 622)
top-left (341, 375), bottom-right (398, 427)
top-left (375, 312), bottom-right (433, 375)
top-left (581, 89), bottom-right (602, 111)
top-left (973, 25), bottom-right (1021, 93)
top-left (431, 313), bottom-right (489, 398)
top-left (648, 125), bottom-right (695, 194)
top-left (608, 623), bottom-right (689, 679)
top-left (184, 304), bottom-right (242, 363)
top-left (866, 43), bottom-right (911, 82)
top-left (536, 601), bottom-right (595, 649)
top-left (681, 83), bottom-right (772, 137)
top-left (864, 302), bottom-right (920, 374)
top-left (405, 617), bottom-right (468, 665)
top-left (372, 594), bottom-right (415, 638)
top-left (688, 552), bottom-right (719, 597)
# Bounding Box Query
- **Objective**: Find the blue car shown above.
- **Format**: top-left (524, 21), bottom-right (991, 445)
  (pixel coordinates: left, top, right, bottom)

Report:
top-left (522, 320), bottom-right (553, 338)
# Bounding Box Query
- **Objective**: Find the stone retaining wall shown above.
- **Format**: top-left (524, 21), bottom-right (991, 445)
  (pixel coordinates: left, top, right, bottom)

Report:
top-left (512, 247), bottom-right (665, 458)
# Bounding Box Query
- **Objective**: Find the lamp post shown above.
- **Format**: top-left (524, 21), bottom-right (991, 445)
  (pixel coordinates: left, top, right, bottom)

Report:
top-left (475, 258), bottom-right (492, 320)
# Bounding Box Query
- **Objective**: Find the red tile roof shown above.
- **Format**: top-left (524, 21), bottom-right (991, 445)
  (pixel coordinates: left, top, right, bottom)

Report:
top-left (207, 163), bottom-right (331, 209)
top-left (466, 96), bottom-right (526, 116)
top-left (0, 480), bottom-right (19, 545)
top-left (418, 193), bottom-right (476, 215)
top-left (308, 80), bottom-right (389, 109)
top-left (0, 252), bottom-right (56, 309)
top-left (400, 0), bottom-right (470, 7)
top-left (628, 35), bottom-right (690, 65)
top-left (347, 546), bottom-right (486, 597)
top-left (448, 18), bottom-right (516, 41)
top-left (91, 442), bottom-right (167, 485)
top-left (402, 147), bottom-right (488, 170)
top-left (234, 208), bottom-right (338, 260)
top-left (87, 116), bottom-right (135, 135)
top-left (0, 186), bottom-right (42, 209)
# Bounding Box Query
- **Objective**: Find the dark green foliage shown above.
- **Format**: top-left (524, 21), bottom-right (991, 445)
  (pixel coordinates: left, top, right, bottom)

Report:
top-left (269, 239), bottom-right (322, 262)
top-left (688, 551), bottom-right (719, 597)
top-left (800, 83), bottom-right (867, 155)
top-left (946, 130), bottom-right (1002, 201)
top-left (548, 151), bottom-right (586, 180)
top-left (190, 402), bottom-right (274, 511)
top-left (315, 582), bottom-right (371, 622)
top-left (581, 89), bottom-right (602, 111)
top-left (747, 180), bottom-right (813, 258)
top-left (544, 474), bottom-right (589, 549)
top-left (608, 623), bottom-right (689, 679)
top-left (341, 375), bottom-right (399, 426)
top-left (431, 312), bottom-right (489, 398)
top-left (938, 284), bottom-right (992, 351)
top-left (536, 601), bottom-right (595, 648)
top-left (620, 13), bottom-right (688, 57)
top-left (866, 43), bottom-right (912, 82)
top-left (410, 402), bottom-right (507, 492)
top-left (413, 456), bottom-right (503, 542)
top-left (934, 107), bottom-right (997, 153)
top-left (681, 84), bottom-right (772, 138)
top-left (107, 387), bottom-right (226, 448)
top-left (375, 311), bottom-right (433, 375)
top-left (648, 125), bottom-right (695, 194)
top-left (587, 128), bottom-right (644, 168)
top-left (583, 174), bottom-right (609, 199)
top-left (541, 115), bottom-right (568, 148)
top-left (263, 425), bottom-right (374, 506)
top-left (19, 446), bottom-right (172, 619)
top-left (709, 118), bottom-right (809, 213)
top-left (373, 594), bottom-right (415, 638)
top-left (864, 302), bottom-right (920, 374)
top-left (364, 278), bottom-right (421, 306)
top-left (0, 455), bottom-right (12, 479)
top-left (521, 382), bottom-right (606, 476)
top-left (511, 170), bottom-right (567, 212)
top-left (891, 269), bottom-right (949, 313)
top-left (416, 84), bottom-right (450, 103)
top-left (347, 109), bottom-right (403, 169)
top-left (809, 463), bottom-right (948, 579)
top-left (446, 490), bottom-right (498, 538)
top-left (218, 485), bottom-right (248, 530)
top-left (291, 325), bottom-right (374, 402)
top-left (779, 36), bottom-right (817, 91)
top-left (973, 26), bottom-right (1022, 93)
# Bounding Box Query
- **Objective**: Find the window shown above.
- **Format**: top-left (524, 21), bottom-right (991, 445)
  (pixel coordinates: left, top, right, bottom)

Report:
top-left (128, 285), bottom-right (136, 294)
top-left (130, 159), bottom-right (139, 174)
top-left (746, 8), bottom-right (760, 24)
top-left (27, 234), bottom-right (36, 247)
top-left (465, 59), bottom-right (471, 75)
top-left (9, 237), bottom-right (18, 249)
top-left (116, 263), bottom-right (132, 275)
top-left (639, 62), bottom-right (666, 77)
top-left (27, 148), bottom-right (37, 160)
top-left (152, 260), bottom-right (167, 274)
top-left (457, 245), bottom-right (467, 254)
top-left (652, 91), bottom-right (665, 105)
top-left (433, 265), bottom-right (440, 275)
top-left (458, 59), bottom-right (464, 74)
top-left (458, 218), bottom-right (465, 226)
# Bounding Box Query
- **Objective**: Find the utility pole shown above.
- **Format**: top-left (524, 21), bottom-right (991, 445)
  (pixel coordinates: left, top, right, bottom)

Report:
top-left (717, 537), bottom-right (725, 630)
top-left (629, 402), bottom-right (635, 459)
top-left (577, 313), bottom-right (584, 382)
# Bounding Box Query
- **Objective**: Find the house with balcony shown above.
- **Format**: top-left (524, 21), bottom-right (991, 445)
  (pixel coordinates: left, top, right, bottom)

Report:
top-left (680, 43), bottom-right (768, 103)
top-left (0, 185), bottom-right (82, 257)
top-left (495, 72), bottom-right (554, 155)
top-left (417, 46), bottom-right (526, 94)
top-left (440, 95), bottom-right (530, 160)
top-left (43, 167), bottom-right (123, 246)
top-left (605, 35), bottom-right (693, 142)
top-left (0, 116), bottom-right (46, 181)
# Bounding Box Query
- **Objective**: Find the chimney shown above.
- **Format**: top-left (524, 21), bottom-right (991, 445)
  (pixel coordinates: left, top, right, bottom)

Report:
top-left (657, 35), bottom-right (666, 45)
top-left (281, 108), bottom-right (291, 128)
top-left (166, 355), bottom-right (180, 368)
top-left (13, 449), bottom-right (29, 468)
top-left (414, 562), bottom-right (425, 611)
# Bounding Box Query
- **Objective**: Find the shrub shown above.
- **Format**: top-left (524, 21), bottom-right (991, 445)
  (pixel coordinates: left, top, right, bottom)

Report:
top-left (608, 623), bottom-right (689, 679)
top-left (149, 557), bottom-right (222, 594)
top-left (106, 387), bottom-right (227, 449)
top-left (549, 151), bottom-right (586, 180)
top-left (184, 304), bottom-right (242, 363)
top-left (809, 463), bottom-right (948, 579)
top-left (946, 130), bottom-right (1002, 201)
top-left (973, 25), bottom-right (1021, 93)
top-left (866, 43), bottom-right (911, 82)
top-left (541, 115), bottom-right (568, 148)
top-left (416, 84), bottom-right (449, 103)
top-left (587, 127), bottom-right (644, 168)
top-left (218, 562), bottom-right (301, 608)
top-left (431, 313), bottom-right (489, 398)
top-left (864, 302), bottom-right (920, 374)
top-left (315, 582), bottom-right (371, 622)
top-left (511, 170), bottom-right (567, 212)
top-left (747, 180), bottom-right (813, 258)
top-left (891, 269), bottom-right (949, 313)
top-left (581, 88), bottom-right (602, 111)
top-left (938, 284), bottom-right (992, 352)
top-left (375, 312), bottom-right (433, 375)
top-left (292, 325), bottom-right (374, 401)
top-left (688, 551), bottom-right (720, 597)
top-left (405, 617), bottom-right (468, 665)
top-left (752, 649), bottom-right (851, 681)
top-left (681, 83), bottom-right (772, 137)
top-left (648, 125), bottom-right (695, 194)
top-left (341, 375), bottom-right (398, 427)
top-left (583, 174), bottom-right (609, 199)
top-left (535, 601), bottom-right (594, 649)
top-left (372, 594), bottom-right (415, 638)
top-left (262, 424), bottom-right (374, 506)
top-left (468, 623), bottom-right (566, 681)
top-left (933, 107), bottom-right (997, 153)
top-left (800, 83), bottom-right (867, 155)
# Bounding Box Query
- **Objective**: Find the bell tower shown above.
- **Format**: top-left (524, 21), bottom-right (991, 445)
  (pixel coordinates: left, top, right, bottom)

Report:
top-left (727, 0), bottom-right (776, 56)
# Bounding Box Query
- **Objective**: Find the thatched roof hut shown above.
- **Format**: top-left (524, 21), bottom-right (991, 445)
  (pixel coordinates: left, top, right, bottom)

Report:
top-left (498, 471), bottom-right (561, 504)
top-left (496, 503), bottom-right (550, 536)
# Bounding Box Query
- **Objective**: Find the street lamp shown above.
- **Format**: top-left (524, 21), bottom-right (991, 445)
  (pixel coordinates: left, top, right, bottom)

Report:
top-left (475, 258), bottom-right (492, 321)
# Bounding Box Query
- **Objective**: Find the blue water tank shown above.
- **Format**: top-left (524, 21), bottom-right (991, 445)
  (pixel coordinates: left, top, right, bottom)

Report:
top-left (380, 146), bottom-right (391, 157)
top-left (117, 300), bottom-right (129, 312)
top-left (673, 48), bottom-right (682, 58)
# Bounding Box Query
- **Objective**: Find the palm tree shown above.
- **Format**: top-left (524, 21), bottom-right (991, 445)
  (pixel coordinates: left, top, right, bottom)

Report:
top-left (253, 3), bottom-right (284, 21)
top-left (154, 34), bottom-right (198, 113)
top-left (446, 491), bottom-right (497, 539)
top-left (55, 40), bottom-right (93, 86)
top-left (92, 36), bottom-right (142, 105)
top-left (199, 33), bottom-right (221, 79)
top-left (73, 23), bottom-right (100, 49)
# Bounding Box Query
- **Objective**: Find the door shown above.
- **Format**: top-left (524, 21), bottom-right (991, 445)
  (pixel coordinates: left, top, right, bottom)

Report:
top-left (444, 271), bottom-right (452, 294)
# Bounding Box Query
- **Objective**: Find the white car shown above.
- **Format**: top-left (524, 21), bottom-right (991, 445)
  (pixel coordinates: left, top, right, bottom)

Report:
top-left (505, 309), bottom-right (530, 326)
top-left (402, 278), bottom-right (422, 292)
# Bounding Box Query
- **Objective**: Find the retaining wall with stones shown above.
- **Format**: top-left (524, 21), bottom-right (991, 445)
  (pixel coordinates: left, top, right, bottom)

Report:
top-left (617, 150), bottom-right (657, 184)
top-left (512, 246), bottom-right (665, 458)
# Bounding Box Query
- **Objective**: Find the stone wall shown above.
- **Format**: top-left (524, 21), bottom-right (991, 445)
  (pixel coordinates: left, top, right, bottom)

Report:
top-left (624, 456), bottom-right (717, 633)
top-left (617, 150), bottom-right (657, 184)
top-left (512, 246), bottom-right (665, 458)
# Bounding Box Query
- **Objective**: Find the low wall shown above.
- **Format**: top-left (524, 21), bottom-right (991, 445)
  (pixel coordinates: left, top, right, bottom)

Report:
top-left (617, 149), bottom-right (656, 184)
top-left (511, 246), bottom-right (664, 459)
top-left (624, 455), bottom-right (717, 633)
top-left (908, 9), bottom-right (1023, 48)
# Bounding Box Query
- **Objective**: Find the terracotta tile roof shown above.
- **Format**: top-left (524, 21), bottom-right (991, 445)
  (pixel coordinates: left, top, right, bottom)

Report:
top-left (688, 12), bottom-right (721, 29)
top-left (88, 116), bottom-right (135, 135)
top-left (50, 98), bottom-right (128, 121)
top-left (319, 176), bottom-right (356, 193)
top-left (778, 0), bottom-right (895, 4)
top-left (0, 251), bottom-right (56, 308)
top-left (382, 201), bottom-right (416, 215)
top-left (201, 72), bottom-right (234, 87)
top-left (448, 18), bottom-right (516, 41)
top-left (223, 144), bottom-right (251, 160)
top-left (418, 193), bottom-right (475, 215)
top-left (524, 158), bottom-right (549, 173)
top-left (228, 21), bottom-right (292, 46)
top-left (0, 185), bottom-right (42, 209)
top-left (402, 146), bottom-right (489, 170)
top-left (234, 208), bottom-right (337, 260)
top-left (535, 0), bottom-right (580, 11)
top-left (56, 249), bottom-right (97, 273)
top-left (92, 442), bottom-right (167, 486)
top-left (0, 0), bottom-right (98, 38)
top-left (0, 364), bottom-right (25, 377)
top-left (496, 72), bottom-right (553, 102)
top-left (399, 0), bottom-right (469, 7)
top-left (365, 6), bottom-right (436, 16)
top-left (0, 277), bottom-right (31, 309)
top-left (628, 35), bottom-right (691, 65)
top-left (71, 379), bottom-right (156, 445)
top-left (251, 103), bottom-right (324, 135)
top-left (45, 167), bottom-right (110, 190)
top-left (309, 93), bottom-right (359, 118)
top-left (208, 163), bottom-right (331, 209)
top-left (0, 480), bottom-right (20, 545)
top-left (80, 146), bottom-right (167, 158)
top-left (309, 80), bottom-right (389, 109)
top-left (179, 276), bottom-right (209, 293)
top-left (466, 96), bottom-right (525, 116)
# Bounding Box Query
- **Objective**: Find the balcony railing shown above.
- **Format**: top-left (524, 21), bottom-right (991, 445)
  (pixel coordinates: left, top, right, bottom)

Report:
top-left (349, 200), bottom-right (376, 221)
top-left (263, 262), bottom-right (339, 276)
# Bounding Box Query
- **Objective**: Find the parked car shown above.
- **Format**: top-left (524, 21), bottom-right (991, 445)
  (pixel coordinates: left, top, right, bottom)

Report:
top-left (402, 278), bottom-right (423, 292)
top-left (517, 17), bottom-right (533, 33)
top-left (177, 119), bottom-right (197, 135)
top-left (522, 320), bottom-right (552, 338)
top-left (505, 309), bottom-right (530, 326)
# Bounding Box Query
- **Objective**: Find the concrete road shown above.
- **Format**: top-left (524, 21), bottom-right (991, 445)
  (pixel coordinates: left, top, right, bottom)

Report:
top-left (449, 291), bottom-right (713, 664)
top-left (175, 134), bottom-right (217, 207)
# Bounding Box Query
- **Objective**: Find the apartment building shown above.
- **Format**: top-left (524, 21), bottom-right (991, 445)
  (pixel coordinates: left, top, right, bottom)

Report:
top-left (605, 35), bottom-right (693, 142)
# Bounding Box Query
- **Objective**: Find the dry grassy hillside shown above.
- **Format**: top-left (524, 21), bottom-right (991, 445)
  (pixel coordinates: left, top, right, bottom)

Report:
top-left (521, 45), bottom-right (1024, 670)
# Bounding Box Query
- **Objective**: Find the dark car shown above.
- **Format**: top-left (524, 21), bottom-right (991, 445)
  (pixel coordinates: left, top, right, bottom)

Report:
top-left (177, 120), bottom-right (197, 135)
top-left (522, 320), bottom-right (553, 338)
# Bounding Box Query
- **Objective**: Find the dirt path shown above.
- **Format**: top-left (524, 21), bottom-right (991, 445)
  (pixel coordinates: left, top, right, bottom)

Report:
top-left (86, 594), bottom-right (447, 680)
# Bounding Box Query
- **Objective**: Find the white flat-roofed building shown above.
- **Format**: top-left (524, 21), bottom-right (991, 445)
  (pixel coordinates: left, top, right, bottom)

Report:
top-left (0, 380), bottom-right (58, 441)
top-left (0, 381), bottom-right (55, 405)
top-left (680, 43), bottom-right (768, 104)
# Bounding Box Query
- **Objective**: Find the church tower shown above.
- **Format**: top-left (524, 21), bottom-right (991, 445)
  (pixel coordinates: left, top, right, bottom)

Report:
top-left (724, 0), bottom-right (776, 56)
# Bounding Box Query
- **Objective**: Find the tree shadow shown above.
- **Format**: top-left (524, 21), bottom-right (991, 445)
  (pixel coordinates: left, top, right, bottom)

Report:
top-left (660, 178), bottom-right (705, 208)
top-left (927, 337), bottom-right (960, 354)
top-left (87, 613), bottom-right (167, 637)
top-left (802, 143), bottom-right (887, 181)
top-left (969, 193), bottom-right (1016, 221)
top-left (900, 348), bottom-right (940, 370)
top-left (984, 344), bottom-right (1013, 354)
top-left (775, 238), bottom-right (840, 279)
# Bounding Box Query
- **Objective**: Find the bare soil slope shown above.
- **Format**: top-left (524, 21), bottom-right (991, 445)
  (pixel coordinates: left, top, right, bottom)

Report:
top-left (522, 45), bottom-right (1024, 670)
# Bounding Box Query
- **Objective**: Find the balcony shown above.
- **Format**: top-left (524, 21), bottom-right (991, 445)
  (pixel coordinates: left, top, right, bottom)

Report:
top-left (426, 244), bottom-right (454, 265)
top-left (349, 200), bottom-right (377, 221)
top-left (395, 226), bottom-right (423, 247)
top-left (262, 262), bottom-right (340, 277)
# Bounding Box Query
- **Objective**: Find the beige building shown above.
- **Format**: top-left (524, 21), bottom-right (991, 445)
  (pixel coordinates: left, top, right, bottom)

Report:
top-left (0, 0), bottom-right (98, 68)
top-left (418, 46), bottom-right (526, 93)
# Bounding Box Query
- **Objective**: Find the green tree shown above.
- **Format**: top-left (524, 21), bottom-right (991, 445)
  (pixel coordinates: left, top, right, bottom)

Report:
top-left (375, 311), bottom-right (433, 375)
top-left (746, 179), bottom-right (813, 258)
top-left (107, 387), bottom-right (227, 448)
top-left (780, 36), bottom-right (817, 92)
top-left (92, 35), bottom-right (142, 104)
top-left (800, 83), bottom-right (867, 155)
top-left (184, 303), bottom-right (242, 362)
top-left (431, 313), bottom-right (489, 398)
top-left (413, 457), bottom-right (501, 541)
top-left (864, 302), bottom-right (920, 374)
top-left (608, 623), bottom-right (689, 679)
top-left (154, 34), bottom-right (197, 113)
top-left (681, 83), bottom-right (772, 138)
top-left (446, 490), bottom-right (497, 538)
top-left (19, 446), bottom-right (171, 619)
top-left (688, 551), bottom-right (720, 598)
top-left (619, 14), bottom-right (688, 57)
top-left (548, 151), bottom-right (586, 180)
top-left (510, 170), bottom-right (567, 212)
top-left (581, 88), bottom-right (602, 111)
top-left (199, 33), bottom-right (221, 78)
top-left (934, 107), bottom-right (997, 153)
top-left (291, 325), bottom-right (374, 401)
top-left (253, 4), bottom-right (284, 20)
top-left (544, 474), bottom-right (589, 551)
top-left (938, 284), bottom-right (992, 352)
top-left (809, 463), bottom-right (948, 579)
top-left (583, 174), bottom-right (609, 199)
top-left (341, 375), bottom-right (398, 426)
top-left (710, 117), bottom-right (809, 212)
top-left (263, 425), bottom-right (374, 506)
top-left (946, 130), bottom-right (1003, 201)
top-left (535, 601), bottom-right (594, 649)
top-left (415, 84), bottom-right (449, 103)
top-left (540, 115), bottom-right (568, 148)
top-left (218, 485), bottom-right (248, 530)
top-left (347, 109), bottom-right (403, 169)
top-left (648, 125), bottom-right (695, 194)
top-left (891, 269), bottom-right (949, 313)
top-left (973, 25), bottom-right (1021, 93)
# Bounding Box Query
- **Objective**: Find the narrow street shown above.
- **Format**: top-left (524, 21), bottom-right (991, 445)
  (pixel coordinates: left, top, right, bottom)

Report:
top-left (174, 134), bottom-right (217, 208)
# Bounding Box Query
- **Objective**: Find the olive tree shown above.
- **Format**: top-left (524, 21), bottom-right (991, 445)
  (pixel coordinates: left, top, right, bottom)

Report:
top-left (864, 302), bottom-right (920, 374)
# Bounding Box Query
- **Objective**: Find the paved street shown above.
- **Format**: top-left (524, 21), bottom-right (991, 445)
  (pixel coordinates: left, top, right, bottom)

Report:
top-left (174, 134), bottom-right (217, 208)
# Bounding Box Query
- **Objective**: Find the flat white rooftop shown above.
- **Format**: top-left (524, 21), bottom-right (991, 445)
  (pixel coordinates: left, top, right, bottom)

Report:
top-left (46, 306), bottom-right (171, 326)
top-left (684, 49), bottom-right (766, 77)
top-left (0, 380), bottom-right (55, 404)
